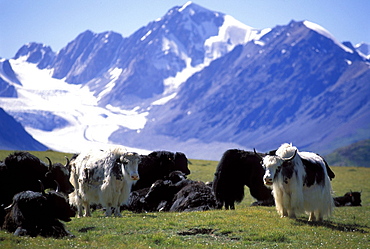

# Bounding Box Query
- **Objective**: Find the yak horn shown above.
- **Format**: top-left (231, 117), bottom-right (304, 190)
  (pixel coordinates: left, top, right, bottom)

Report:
top-left (4, 203), bottom-right (14, 211)
top-left (282, 149), bottom-right (297, 161)
top-left (253, 148), bottom-right (263, 160)
top-left (54, 180), bottom-right (60, 193)
top-left (39, 180), bottom-right (46, 195)
top-left (45, 157), bottom-right (53, 171)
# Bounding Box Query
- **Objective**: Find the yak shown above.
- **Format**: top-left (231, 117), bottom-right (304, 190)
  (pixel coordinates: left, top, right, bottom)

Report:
top-left (334, 191), bottom-right (362, 207)
top-left (212, 149), bottom-right (274, 210)
top-left (132, 151), bottom-right (190, 191)
top-left (69, 147), bottom-right (140, 217)
top-left (3, 182), bottom-right (75, 238)
top-left (127, 171), bottom-right (218, 213)
top-left (0, 151), bottom-right (74, 206)
top-left (261, 143), bottom-right (334, 221)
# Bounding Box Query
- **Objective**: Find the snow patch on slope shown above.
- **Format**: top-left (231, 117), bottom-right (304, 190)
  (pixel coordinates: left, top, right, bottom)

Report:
top-left (156, 14), bottom-right (258, 106)
top-left (0, 59), bottom-right (149, 154)
top-left (204, 15), bottom-right (256, 64)
top-left (97, 67), bottom-right (122, 100)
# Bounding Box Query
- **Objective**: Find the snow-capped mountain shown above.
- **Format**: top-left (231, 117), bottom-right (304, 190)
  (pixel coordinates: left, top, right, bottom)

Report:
top-left (46, 2), bottom-right (260, 108)
top-left (126, 20), bottom-right (370, 157)
top-left (1, 2), bottom-right (369, 160)
top-left (14, 43), bottom-right (55, 69)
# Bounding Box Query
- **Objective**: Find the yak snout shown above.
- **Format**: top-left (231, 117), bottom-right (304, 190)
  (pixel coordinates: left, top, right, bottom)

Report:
top-left (131, 173), bottom-right (140, 181)
top-left (264, 176), bottom-right (273, 186)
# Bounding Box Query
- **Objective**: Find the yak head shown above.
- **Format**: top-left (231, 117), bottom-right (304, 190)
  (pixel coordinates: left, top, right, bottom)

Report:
top-left (254, 148), bottom-right (297, 186)
top-left (121, 152), bottom-right (140, 181)
top-left (45, 157), bottom-right (74, 195)
top-left (40, 180), bottom-right (76, 221)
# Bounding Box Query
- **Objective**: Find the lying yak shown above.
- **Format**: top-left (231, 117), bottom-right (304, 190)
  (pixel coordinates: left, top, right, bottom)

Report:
top-left (0, 151), bottom-right (74, 208)
top-left (126, 171), bottom-right (218, 212)
top-left (334, 191), bottom-right (362, 207)
top-left (132, 151), bottom-right (190, 191)
top-left (3, 182), bottom-right (75, 238)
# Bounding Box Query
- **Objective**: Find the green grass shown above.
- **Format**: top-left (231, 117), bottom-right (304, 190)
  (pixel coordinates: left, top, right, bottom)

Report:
top-left (0, 150), bottom-right (369, 248)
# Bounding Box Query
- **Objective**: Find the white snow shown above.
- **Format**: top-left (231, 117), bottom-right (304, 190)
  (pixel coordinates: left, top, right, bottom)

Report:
top-left (204, 15), bottom-right (253, 64)
top-left (162, 36), bottom-right (180, 55)
top-left (151, 93), bottom-right (177, 105)
top-left (141, 30), bottom-right (152, 41)
top-left (97, 67), bottom-right (122, 100)
top-left (163, 54), bottom-right (204, 94)
top-left (0, 58), bottom-right (149, 154)
top-left (303, 21), bottom-right (353, 53)
top-left (179, 1), bottom-right (193, 12)
top-left (156, 14), bottom-right (260, 106)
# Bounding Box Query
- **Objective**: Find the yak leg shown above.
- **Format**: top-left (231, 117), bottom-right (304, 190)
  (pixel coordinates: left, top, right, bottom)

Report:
top-left (114, 206), bottom-right (122, 217)
top-left (281, 208), bottom-right (288, 218)
top-left (105, 206), bottom-right (113, 217)
top-left (225, 200), bottom-right (235, 210)
top-left (14, 227), bottom-right (28, 236)
top-left (308, 212), bottom-right (316, 221)
top-left (77, 205), bottom-right (84, 218)
top-left (288, 209), bottom-right (296, 219)
top-left (316, 211), bottom-right (323, 222)
top-left (83, 202), bottom-right (91, 217)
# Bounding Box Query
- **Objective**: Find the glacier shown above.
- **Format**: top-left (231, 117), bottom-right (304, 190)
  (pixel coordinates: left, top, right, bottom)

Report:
top-left (0, 58), bottom-right (150, 154)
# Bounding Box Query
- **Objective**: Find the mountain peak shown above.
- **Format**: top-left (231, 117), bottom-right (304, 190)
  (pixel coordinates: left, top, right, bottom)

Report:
top-left (303, 20), bottom-right (353, 53)
top-left (178, 1), bottom-right (209, 13)
top-left (355, 42), bottom-right (370, 59)
top-left (165, 1), bottom-right (224, 23)
top-left (14, 42), bottom-right (55, 69)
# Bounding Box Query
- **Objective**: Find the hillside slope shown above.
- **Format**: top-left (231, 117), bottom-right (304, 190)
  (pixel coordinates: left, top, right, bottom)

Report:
top-left (325, 139), bottom-right (370, 167)
top-left (0, 108), bottom-right (48, 151)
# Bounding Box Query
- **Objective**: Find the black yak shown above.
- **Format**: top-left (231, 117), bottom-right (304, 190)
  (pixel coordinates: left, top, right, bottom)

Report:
top-left (132, 151), bottom-right (190, 191)
top-left (0, 151), bottom-right (74, 208)
top-left (3, 182), bottom-right (75, 238)
top-left (213, 149), bottom-right (274, 210)
top-left (127, 171), bottom-right (218, 212)
top-left (334, 191), bottom-right (362, 207)
top-left (169, 181), bottom-right (218, 212)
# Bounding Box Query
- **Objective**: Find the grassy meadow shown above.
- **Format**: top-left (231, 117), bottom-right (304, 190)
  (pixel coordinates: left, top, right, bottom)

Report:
top-left (0, 150), bottom-right (369, 248)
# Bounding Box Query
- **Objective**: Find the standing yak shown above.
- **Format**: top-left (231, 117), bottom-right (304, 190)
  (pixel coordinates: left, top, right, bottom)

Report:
top-left (213, 149), bottom-right (274, 210)
top-left (69, 147), bottom-right (140, 217)
top-left (260, 143), bottom-right (334, 221)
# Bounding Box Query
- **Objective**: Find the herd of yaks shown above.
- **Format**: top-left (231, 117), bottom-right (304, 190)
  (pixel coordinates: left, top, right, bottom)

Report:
top-left (0, 143), bottom-right (362, 238)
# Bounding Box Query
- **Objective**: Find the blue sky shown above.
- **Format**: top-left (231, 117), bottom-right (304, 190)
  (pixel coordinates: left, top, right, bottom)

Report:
top-left (0, 0), bottom-right (369, 59)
